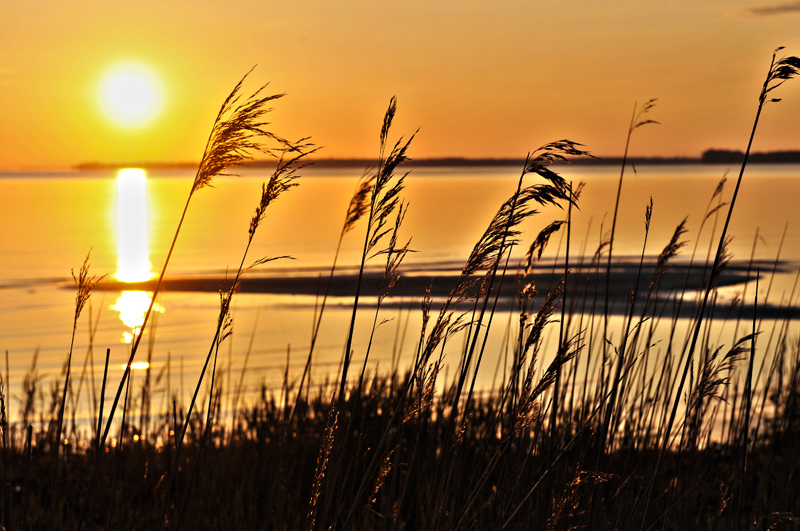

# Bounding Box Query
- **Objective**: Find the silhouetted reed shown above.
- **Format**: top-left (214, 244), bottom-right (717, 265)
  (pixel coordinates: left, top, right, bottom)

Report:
top-left (3, 50), bottom-right (800, 531)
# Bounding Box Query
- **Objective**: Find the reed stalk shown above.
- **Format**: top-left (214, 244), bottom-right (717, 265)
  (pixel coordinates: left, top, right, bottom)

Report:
top-left (159, 146), bottom-right (313, 529)
top-left (52, 251), bottom-right (104, 514)
top-left (642, 47), bottom-right (800, 529)
top-left (100, 69), bottom-right (293, 447)
top-left (337, 96), bottom-right (415, 402)
top-left (599, 100), bottom-right (657, 458)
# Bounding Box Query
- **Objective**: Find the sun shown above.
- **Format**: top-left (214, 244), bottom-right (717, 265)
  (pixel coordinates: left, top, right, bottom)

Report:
top-left (98, 63), bottom-right (163, 129)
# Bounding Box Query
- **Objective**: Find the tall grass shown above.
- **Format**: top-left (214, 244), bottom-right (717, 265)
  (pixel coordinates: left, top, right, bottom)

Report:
top-left (2, 49), bottom-right (800, 531)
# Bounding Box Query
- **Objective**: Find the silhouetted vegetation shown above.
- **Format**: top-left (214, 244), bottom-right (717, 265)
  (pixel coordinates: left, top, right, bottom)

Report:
top-left (3, 49), bottom-right (800, 531)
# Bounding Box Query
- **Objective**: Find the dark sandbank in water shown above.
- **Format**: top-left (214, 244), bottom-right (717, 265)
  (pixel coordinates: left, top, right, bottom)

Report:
top-left (94, 259), bottom-right (797, 319)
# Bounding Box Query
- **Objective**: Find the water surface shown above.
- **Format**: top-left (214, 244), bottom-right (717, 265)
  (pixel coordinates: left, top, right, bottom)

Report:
top-left (1, 163), bottom-right (799, 426)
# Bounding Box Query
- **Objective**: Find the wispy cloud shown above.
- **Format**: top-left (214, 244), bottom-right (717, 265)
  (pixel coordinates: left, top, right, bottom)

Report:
top-left (745, 0), bottom-right (800, 16)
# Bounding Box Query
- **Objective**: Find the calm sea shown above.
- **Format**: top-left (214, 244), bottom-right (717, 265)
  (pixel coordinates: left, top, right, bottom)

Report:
top-left (2, 163), bottom-right (799, 422)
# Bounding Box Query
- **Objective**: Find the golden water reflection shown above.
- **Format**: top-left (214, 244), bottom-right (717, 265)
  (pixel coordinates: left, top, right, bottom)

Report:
top-left (121, 362), bottom-right (151, 370)
top-left (116, 168), bottom-right (153, 282)
top-left (111, 290), bottom-right (164, 343)
top-left (114, 168), bottom-right (162, 342)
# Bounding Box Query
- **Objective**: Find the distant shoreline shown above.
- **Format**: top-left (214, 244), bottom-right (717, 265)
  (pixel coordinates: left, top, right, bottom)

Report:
top-left (73, 149), bottom-right (800, 171)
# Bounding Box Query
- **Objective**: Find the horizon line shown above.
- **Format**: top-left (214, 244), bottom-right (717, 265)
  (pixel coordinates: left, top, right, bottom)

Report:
top-left (71, 149), bottom-right (800, 171)
top-left (3, 149), bottom-right (800, 173)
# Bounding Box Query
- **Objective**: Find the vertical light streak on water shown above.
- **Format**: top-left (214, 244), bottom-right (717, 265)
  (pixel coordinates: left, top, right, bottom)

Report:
top-left (113, 168), bottom-right (162, 343)
top-left (116, 168), bottom-right (153, 282)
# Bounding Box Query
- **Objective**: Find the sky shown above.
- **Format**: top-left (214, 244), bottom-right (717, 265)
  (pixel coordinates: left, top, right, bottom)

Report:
top-left (1, 0), bottom-right (799, 170)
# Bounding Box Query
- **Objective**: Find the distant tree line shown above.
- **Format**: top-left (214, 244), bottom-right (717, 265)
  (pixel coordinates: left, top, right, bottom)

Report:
top-left (701, 148), bottom-right (800, 164)
top-left (74, 150), bottom-right (800, 171)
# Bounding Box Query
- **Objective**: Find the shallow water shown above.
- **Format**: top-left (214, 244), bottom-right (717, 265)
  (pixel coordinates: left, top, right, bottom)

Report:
top-left (1, 163), bottom-right (799, 431)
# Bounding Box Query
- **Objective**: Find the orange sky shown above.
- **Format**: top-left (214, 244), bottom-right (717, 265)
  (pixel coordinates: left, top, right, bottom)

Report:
top-left (1, 0), bottom-right (799, 170)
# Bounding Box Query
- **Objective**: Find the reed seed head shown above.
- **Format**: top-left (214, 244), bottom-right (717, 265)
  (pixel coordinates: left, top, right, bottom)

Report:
top-left (762, 48), bottom-right (800, 104)
top-left (193, 68), bottom-right (293, 195)
top-left (344, 170), bottom-right (376, 236)
top-left (71, 250), bottom-right (106, 322)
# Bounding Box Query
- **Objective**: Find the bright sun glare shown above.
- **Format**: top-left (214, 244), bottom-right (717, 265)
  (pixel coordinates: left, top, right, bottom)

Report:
top-left (98, 63), bottom-right (163, 128)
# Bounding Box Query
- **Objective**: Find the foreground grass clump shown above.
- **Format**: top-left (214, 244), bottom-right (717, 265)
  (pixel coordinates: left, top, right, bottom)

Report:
top-left (2, 49), bottom-right (800, 531)
top-left (4, 369), bottom-right (800, 530)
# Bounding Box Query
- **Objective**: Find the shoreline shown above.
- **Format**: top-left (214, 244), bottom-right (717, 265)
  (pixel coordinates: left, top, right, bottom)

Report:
top-left (87, 259), bottom-right (799, 318)
top-left (70, 150), bottom-right (800, 172)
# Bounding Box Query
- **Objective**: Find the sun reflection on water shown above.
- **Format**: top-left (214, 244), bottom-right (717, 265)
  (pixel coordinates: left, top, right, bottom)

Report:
top-left (121, 362), bottom-right (151, 371)
top-left (113, 168), bottom-right (164, 343)
top-left (111, 290), bottom-right (164, 343)
top-left (116, 168), bottom-right (153, 282)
